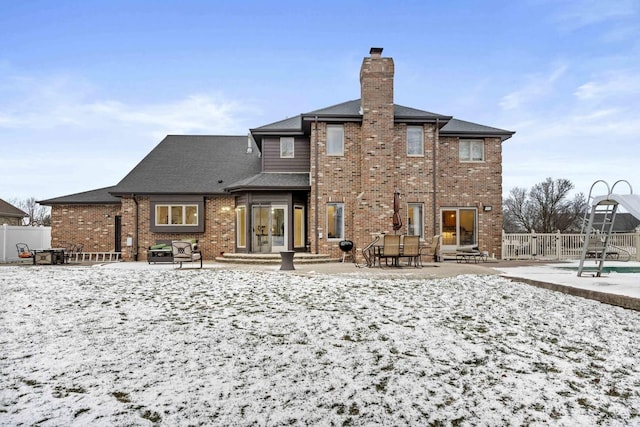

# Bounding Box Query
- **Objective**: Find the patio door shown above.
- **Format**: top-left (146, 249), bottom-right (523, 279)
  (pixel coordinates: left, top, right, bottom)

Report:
top-left (441, 208), bottom-right (477, 251)
top-left (252, 205), bottom-right (288, 253)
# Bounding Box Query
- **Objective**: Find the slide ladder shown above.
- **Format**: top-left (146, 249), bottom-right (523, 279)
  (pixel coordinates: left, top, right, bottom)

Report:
top-left (577, 180), bottom-right (632, 277)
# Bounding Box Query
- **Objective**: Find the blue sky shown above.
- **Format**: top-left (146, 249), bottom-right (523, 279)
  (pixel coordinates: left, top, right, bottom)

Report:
top-left (1, 0), bottom-right (638, 202)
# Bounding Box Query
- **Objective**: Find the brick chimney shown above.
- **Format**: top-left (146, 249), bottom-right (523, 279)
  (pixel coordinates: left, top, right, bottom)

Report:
top-left (357, 47), bottom-right (398, 237)
top-left (359, 47), bottom-right (394, 120)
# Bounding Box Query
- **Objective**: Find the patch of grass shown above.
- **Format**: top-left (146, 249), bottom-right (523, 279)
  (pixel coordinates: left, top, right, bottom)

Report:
top-left (375, 377), bottom-right (389, 393)
top-left (348, 402), bottom-right (360, 415)
top-left (140, 409), bottom-right (161, 423)
top-left (21, 378), bottom-right (41, 387)
top-left (532, 362), bottom-right (560, 374)
top-left (74, 408), bottom-right (90, 418)
top-left (52, 385), bottom-right (86, 398)
top-left (577, 397), bottom-right (591, 409)
top-left (112, 391), bottom-right (131, 403)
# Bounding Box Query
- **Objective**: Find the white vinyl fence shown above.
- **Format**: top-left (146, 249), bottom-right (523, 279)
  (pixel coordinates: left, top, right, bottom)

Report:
top-left (502, 230), bottom-right (640, 261)
top-left (1, 224), bottom-right (52, 262)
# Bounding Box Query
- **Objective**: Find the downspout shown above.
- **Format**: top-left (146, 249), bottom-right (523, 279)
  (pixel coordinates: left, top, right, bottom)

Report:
top-left (432, 119), bottom-right (439, 235)
top-left (314, 116), bottom-right (319, 254)
top-left (133, 195), bottom-right (139, 261)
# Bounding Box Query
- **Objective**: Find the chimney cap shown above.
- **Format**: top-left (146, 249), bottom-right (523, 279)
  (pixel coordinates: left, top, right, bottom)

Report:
top-left (369, 47), bottom-right (383, 57)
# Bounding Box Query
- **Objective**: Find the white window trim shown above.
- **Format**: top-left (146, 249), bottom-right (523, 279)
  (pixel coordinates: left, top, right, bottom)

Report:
top-left (280, 137), bottom-right (294, 158)
top-left (407, 126), bottom-right (424, 156)
top-left (326, 124), bottom-right (344, 156)
top-left (155, 204), bottom-right (199, 226)
top-left (459, 139), bottom-right (485, 162)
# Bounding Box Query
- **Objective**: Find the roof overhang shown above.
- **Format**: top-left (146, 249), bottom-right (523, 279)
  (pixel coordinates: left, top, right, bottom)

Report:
top-left (441, 131), bottom-right (515, 142)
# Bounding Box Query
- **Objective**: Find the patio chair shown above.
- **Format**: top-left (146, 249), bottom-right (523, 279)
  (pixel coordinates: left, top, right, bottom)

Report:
top-left (16, 243), bottom-right (34, 260)
top-left (401, 235), bottom-right (421, 267)
top-left (421, 235), bottom-right (441, 263)
top-left (378, 234), bottom-right (401, 267)
top-left (171, 241), bottom-right (202, 269)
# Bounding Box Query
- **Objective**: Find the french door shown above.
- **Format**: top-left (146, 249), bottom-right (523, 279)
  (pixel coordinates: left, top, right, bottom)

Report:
top-left (252, 205), bottom-right (288, 253)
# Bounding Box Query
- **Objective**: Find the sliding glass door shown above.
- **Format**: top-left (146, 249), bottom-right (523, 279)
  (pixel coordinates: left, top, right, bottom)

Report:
top-left (441, 208), bottom-right (477, 250)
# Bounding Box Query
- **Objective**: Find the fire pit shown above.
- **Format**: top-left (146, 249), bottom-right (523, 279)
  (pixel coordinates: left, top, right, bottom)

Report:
top-left (338, 240), bottom-right (354, 262)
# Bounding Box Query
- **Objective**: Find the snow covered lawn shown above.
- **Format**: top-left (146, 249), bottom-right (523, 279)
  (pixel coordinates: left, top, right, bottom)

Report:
top-left (2, 266), bottom-right (639, 426)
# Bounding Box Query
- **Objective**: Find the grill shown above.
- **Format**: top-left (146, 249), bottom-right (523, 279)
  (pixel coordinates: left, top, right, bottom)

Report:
top-left (339, 240), bottom-right (354, 263)
top-left (339, 240), bottom-right (354, 252)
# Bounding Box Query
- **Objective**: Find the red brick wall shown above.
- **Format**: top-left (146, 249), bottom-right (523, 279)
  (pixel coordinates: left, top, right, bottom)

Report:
top-left (119, 195), bottom-right (236, 261)
top-left (437, 136), bottom-right (504, 257)
top-left (50, 204), bottom-right (121, 251)
top-left (308, 51), bottom-right (504, 260)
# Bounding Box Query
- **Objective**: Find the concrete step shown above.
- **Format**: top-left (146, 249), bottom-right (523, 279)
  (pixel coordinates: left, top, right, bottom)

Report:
top-left (215, 252), bottom-right (339, 265)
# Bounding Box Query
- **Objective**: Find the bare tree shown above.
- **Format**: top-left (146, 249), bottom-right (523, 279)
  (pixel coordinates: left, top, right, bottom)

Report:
top-left (10, 197), bottom-right (51, 226)
top-left (503, 178), bottom-right (588, 233)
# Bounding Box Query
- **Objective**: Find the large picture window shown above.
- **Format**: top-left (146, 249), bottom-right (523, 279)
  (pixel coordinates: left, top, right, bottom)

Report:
top-left (459, 139), bottom-right (484, 162)
top-left (407, 126), bottom-right (424, 156)
top-left (150, 196), bottom-right (204, 233)
top-left (407, 203), bottom-right (424, 239)
top-left (156, 204), bottom-right (198, 226)
top-left (326, 202), bottom-right (344, 240)
top-left (327, 125), bottom-right (344, 156)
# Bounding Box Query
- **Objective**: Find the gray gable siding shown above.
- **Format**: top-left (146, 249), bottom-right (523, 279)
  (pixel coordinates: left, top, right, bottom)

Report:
top-left (262, 137), bottom-right (311, 173)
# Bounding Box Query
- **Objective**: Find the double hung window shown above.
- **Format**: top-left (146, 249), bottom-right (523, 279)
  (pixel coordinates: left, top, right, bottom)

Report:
top-left (407, 126), bottom-right (424, 156)
top-left (327, 125), bottom-right (344, 156)
top-left (459, 139), bottom-right (484, 162)
top-left (280, 137), bottom-right (294, 158)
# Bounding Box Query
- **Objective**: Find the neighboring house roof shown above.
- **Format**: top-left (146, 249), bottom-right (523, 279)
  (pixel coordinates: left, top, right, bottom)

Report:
top-left (593, 213), bottom-right (640, 232)
top-left (111, 135), bottom-right (262, 195)
top-left (225, 172), bottom-right (310, 192)
top-left (39, 187), bottom-right (121, 205)
top-left (0, 198), bottom-right (28, 217)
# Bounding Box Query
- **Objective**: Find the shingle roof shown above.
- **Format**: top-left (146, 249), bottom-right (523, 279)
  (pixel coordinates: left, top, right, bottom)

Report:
top-left (225, 173), bottom-right (310, 192)
top-left (252, 99), bottom-right (453, 135)
top-left (304, 99), bottom-right (362, 117)
top-left (441, 118), bottom-right (514, 140)
top-left (0, 198), bottom-right (28, 217)
top-left (111, 135), bottom-right (262, 195)
top-left (251, 115), bottom-right (303, 132)
top-left (594, 213), bottom-right (640, 232)
top-left (38, 187), bottom-right (121, 205)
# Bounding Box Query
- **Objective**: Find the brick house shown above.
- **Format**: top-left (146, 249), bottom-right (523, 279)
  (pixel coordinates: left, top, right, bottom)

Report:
top-left (41, 48), bottom-right (514, 261)
top-left (0, 199), bottom-right (28, 226)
